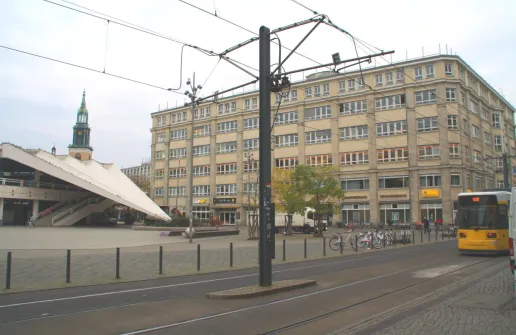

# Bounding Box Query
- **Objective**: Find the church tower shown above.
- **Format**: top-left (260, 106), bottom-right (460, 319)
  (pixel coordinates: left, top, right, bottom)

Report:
top-left (68, 90), bottom-right (93, 160)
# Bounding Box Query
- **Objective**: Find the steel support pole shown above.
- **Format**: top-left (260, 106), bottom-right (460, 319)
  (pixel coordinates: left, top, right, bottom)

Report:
top-left (188, 73), bottom-right (196, 243)
top-left (258, 25), bottom-right (272, 287)
top-left (503, 153), bottom-right (510, 189)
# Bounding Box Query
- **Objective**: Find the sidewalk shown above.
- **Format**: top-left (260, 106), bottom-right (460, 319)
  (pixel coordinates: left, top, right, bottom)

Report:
top-left (372, 267), bottom-right (516, 335)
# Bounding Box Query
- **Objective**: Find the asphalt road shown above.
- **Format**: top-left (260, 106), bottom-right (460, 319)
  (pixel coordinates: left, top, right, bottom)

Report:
top-left (0, 240), bottom-right (505, 335)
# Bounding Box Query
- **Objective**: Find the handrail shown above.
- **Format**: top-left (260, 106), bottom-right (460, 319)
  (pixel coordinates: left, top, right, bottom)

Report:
top-left (31, 200), bottom-right (69, 221)
top-left (51, 196), bottom-right (105, 225)
top-left (0, 177), bottom-right (86, 192)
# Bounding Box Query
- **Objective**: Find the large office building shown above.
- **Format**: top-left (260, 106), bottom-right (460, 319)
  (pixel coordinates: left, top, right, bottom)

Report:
top-left (121, 159), bottom-right (152, 180)
top-left (149, 54), bottom-right (516, 226)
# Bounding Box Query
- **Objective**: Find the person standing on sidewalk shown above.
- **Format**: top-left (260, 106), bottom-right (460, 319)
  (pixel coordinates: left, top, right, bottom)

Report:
top-left (423, 217), bottom-right (430, 234)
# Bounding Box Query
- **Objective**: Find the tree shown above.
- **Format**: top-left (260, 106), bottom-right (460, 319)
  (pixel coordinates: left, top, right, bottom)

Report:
top-left (129, 175), bottom-right (150, 195)
top-left (293, 165), bottom-right (345, 237)
top-left (272, 168), bottom-right (305, 235)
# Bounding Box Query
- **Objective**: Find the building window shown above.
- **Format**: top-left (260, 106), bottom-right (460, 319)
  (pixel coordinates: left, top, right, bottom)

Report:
top-left (342, 203), bottom-right (371, 224)
top-left (193, 125), bottom-right (211, 137)
top-left (305, 87), bottom-right (312, 98)
top-left (157, 115), bottom-right (166, 126)
top-left (290, 91), bottom-right (297, 101)
top-left (341, 178), bottom-right (369, 190)
top-left (171, 111), bottom-right (187, 123)
top-left (306, 130), bottom-right (331, 144)
top-left (418, 145), bottom-right (440, 160)
top-left (472, 150), bottom-right (481, 164)
top-left (169, 168), bottom-right (186, 178)
top-left (449, 143), bottom-right (460, 158)
top-left (375, 94), bottom-right (405, 110)
top-left (323, 84), bottom-right (330, 95)
top-left (193, 185), bottom-right (210, 196)
top-left (494, 136), bottom-right (503, 152)
top-left (463, 118), bottom-right (469, 132)
top-left (170, 128), bottom-right (187, 140)
top-left (275, 157), bottom-right (298, 169)
top-left (340, 151), bottom-right (369, 165)
top-left (492, 113), bottom-right (501, 128)
top-left (414, 67), bottom-right (423, 80)
top-left (448, 115), bottom-right (458, 129)
top-left (243, 183), bottom-right (259, 194)
top-left (216, 163), bottom-right (237, 175)
top-left (340, 100), bottom-right (367, 116)
top-left (376, 120), bottom-right (407, 137)
top-left (193, 145), bottom-right (210, 156)
top-left (425, 64), bottom-right (435, 78)
top-left (348, 79), bottom-right (356, 90)
top-left (396, 70), bottom-right (404, 83)
top-left (157, 133), bottom-right (166, 143)
top-left (155, 187), bottom-right (164, 197)
top-left (415, 89), bottom-right (437, 105)
top-left (497, 180), bottom-right (505, 189)
top-left (445, 63), bottom-right (453, 76)
top-left (193, 107), bottom-right (210, 120)
top-left (385, 72), bottom-right (394, 85)
top-left (216, 184), bottom-right (237, 196)
top-left (216, 141), bottom-right (237, 154)
top-left (481, 108), bottom-right (489, 121)
top-left (244, 99), bottom-right (251, 111)
top-left (244, 138), bottom-right (259, 151)
top-left (169, 186), bottom-right (186, 197)
top-left (193, 165), bottom-right (210, 176)
top-left (378, 176), bottom-right (409, 189)
top-left (314, 85), bottom-right (321, 96)
top-left (338, 81), bottom-right (345, 93)
top-left (417, 117), bottom-right (438, 132)
top-left (243, 160), bottom-right (259, 172)
top-left (460, 91), bottom-right (466, 105)
top-left (155, 151), bottom-right (165, 160)
top-left (217, 120), bottom-right (238, 133)
top-left (470, 101), bottom-right (478, 115)
top-left (276, 134), bottom-right (299, 147)
top-left (377, 147), bottom-right (409, 163)
top-left (375, 74), bottom-right (383, 86)
top-left (474, 177), bottom-right (483, 190)
top-left (340, 125), bottom-right (368, 140)
top-left (155, 170), bottom-right (164, 179)
top-left (419, 174), bottom-right (441, 187)
top-left (471, 124), bottom-right (480, 139)
top-left (169, 148), bottom-right (187, 159)
top-left (306, 154), bottom-right (332, 167)
top-left (275, 111), bottom-right (298, 125)
top-left (217, 102), bottom-right (236, 115)
top-left (244, 117), bottom-right (259, 129)
top-left (305, 105), bottom-right (331, 120)
top-left (451, 174), bottom-right (461, 186)
top-left (445, 88), bottom-right (456, 102)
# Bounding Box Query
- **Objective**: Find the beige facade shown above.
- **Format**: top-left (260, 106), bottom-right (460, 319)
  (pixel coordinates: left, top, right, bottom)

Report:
top-left (150, 55), bottom-right (516, 226)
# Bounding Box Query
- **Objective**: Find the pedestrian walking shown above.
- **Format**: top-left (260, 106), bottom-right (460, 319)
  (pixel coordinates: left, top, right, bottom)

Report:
top-left (423, 217), bottom-right (430, 234)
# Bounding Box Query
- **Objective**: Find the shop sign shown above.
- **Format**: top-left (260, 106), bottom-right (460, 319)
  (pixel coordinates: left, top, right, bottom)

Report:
top-left (420, 189), bottom-right (440, 198)
top-left (213, 198), bottom-right (237, 204)
top-left (194, 199), bottom-right (208, 204)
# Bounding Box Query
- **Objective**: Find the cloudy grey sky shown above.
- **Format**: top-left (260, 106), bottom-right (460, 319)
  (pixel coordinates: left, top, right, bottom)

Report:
top-left (1, 0), bottom-right (515, 168)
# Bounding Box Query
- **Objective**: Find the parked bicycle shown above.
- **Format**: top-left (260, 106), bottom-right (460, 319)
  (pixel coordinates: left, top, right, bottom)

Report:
top-left (329, 228), bottom-right (355, 251)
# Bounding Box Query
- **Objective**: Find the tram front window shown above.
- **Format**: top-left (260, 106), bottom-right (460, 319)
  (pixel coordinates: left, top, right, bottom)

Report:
top-left (459, 206), bottom-right (497, 229)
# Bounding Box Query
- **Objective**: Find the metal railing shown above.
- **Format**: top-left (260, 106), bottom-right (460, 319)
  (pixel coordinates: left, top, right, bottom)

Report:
top-left (31, 200), bottom-right (70, 222)
top-left (52, 197), bottom-right (105, 225)
top-left (0, 178), bottom-right (86, 192)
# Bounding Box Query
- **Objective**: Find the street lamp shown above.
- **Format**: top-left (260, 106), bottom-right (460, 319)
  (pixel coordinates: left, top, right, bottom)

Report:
top-left (184, 73), bottom-right (203, 243)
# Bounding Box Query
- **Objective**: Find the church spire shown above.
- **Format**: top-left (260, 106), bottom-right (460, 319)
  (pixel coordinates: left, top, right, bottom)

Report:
top-left (77, 89), bottom-right (88, 124)
top-left (69, 90), bottom-right (93, 160)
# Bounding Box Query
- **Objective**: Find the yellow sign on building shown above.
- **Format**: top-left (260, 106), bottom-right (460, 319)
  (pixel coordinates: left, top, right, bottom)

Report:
top-left (421, 189), bottom-right (440, 198)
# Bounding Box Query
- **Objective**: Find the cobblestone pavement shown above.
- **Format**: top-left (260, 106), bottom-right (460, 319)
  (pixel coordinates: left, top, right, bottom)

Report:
top-left (373, 267), bottom-right (516, 335)
top-left (0, 229), bottom-right (450, 292)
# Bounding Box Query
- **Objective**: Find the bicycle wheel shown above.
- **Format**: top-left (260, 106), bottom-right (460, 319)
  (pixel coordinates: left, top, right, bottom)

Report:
top-left (372, 237), bottom-right (383, 249)
top-left (329, 237), bottom-right (341, 251)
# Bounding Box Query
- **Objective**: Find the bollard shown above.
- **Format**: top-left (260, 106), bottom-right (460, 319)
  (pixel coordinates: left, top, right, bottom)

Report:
top-left (323, 237), bottom-right (326, 256)
top-left (428, 230), bottom-right (430, 242)
top-left (304, 238), bottom-right (307, 259)
top-left (442, 227), bottom-right (444, 240)
top-left (115, 247), bottom-right (120, 279)
top-left (435, 229), bottom-right (438, 241)
top-left (66, 249), bottom-right (71, 284)
top-left (230, 242), bottom-right (233, 268)
top-left (340, 235), bottom-right (344, 254)
top-left (394, 232), bottom-right (397, 247)
top-left (383, 234), bottom-right (386, 248)
top-left (355, 235), bottom-right (358, 252)
top-left (420, 230), bottom-right (423, 243)
top-left (283, 239), bottom-right (286, 261)
top-left (412, 230), bottom-right (415, 244)
top-left (159, 246), bottom-right (163, 275)
top-left (197, 244), bottom-right (201, 271)
top-left (5, 252), bottom-right (12, 290)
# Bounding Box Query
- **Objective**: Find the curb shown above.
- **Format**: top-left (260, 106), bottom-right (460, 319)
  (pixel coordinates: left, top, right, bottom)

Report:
top-left (206, 279), bottom-right (316, 299)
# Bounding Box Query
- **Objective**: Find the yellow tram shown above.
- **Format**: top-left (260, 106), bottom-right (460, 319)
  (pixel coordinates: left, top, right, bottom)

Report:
top-left (457, 191), bottom-right (510, 254)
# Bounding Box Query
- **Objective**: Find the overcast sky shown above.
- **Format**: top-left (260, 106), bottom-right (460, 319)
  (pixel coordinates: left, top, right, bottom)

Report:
top-left (1, 0), bottom-right (515, 168)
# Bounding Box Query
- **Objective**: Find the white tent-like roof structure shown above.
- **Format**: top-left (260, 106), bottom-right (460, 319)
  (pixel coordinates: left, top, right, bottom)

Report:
top-left (0, 143), bottom-right (170, 222)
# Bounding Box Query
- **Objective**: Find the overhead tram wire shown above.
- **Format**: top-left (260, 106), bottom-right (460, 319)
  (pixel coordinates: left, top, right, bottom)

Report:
top-left (0, 44), bottom-right (185, 95)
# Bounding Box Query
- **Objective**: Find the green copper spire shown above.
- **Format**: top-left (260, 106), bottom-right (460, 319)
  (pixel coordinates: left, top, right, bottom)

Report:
top-left (77, 89), bottom-right (88, 123)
